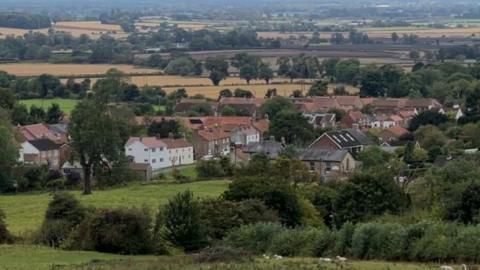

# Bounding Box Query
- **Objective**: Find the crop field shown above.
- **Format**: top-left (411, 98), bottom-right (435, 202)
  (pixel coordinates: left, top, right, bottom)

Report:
top-left (0, 21), bottom-right (125, 39)
top-left (0, 63), bottom-right (159, 77)
top-left (129, 76), bottom-right (313, 87)
top-left (19, 99), bottom-right (78, 114)
top-left (0, 180), bottom-right (229, 236)
top-left (361, 26), bottom-right (480, 38)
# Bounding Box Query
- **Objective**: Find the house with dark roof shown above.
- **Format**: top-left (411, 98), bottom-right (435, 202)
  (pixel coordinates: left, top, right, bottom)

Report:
top-left (303, 113), bottom-right (336, 129)
top-left (299, 148), bottom-right (355, 177)
top-left (20, 138), bottom-right (62, 169)
top-left (309, 129), bottom-right (374, 156)
top-left (242, 140), bottom-right (284, 160)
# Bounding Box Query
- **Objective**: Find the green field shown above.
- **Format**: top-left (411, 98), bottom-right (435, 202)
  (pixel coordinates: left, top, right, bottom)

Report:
top-left (0, 246), bottom-right (461, 270)
top-left (0, 180), bottom-right (229, 236)
top-left (19, 98), bottom-right (78, 114)
top-left (0, 245), bottom-right (154, 270)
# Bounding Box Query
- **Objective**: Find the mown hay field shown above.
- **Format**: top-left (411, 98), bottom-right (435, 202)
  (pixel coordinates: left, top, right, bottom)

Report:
top-left (0, 63), bottom-right (159, 77)
top-left (361, 26), bottom-right (480, 38)
top-left (0, 21), bottom-right (125, 39)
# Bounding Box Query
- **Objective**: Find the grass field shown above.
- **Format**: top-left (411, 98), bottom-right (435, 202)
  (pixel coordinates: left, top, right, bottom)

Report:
top-left (0, 180), bottom-right (229, 236)
top-left (0, 245), bottom-right (465, 270)
top-left (0, 245), bottom-right (154, 270)
top-left (0, 63), bottom-right (158, 77)
top-left (361, 26), bottom-right (480, 38)
top-left (19, 98), bottom-right (79, 114)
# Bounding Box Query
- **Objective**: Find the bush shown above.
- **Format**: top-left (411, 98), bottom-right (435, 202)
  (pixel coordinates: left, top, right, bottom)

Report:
top-left (351, 223), bottom-right (404, 260)
top-left (224, 177), bottom-right (303, 227)
top-left (195, 246), bottom-right (251, 263)
top-left (199, 199), bottom-right (278, 240)
top-left (196, 157), bottom-right (233, 179)
top-left (81, 207), bottom-right (153, 254)
top-left (38, 193), bottom-right (86, 247)
top-left (410, 222), bottom-right (457, 262)
top-left (455, 225), bottom-right (480, 262)
top-left (333, 222), bottom-right (355, 257)
top-left (269, 227), bottom-right (325, 257)
top-left (0, 209), bottom-right (12, 244)
top-left (161, 190), bottom-right (207, 251)
top-left (223, 222), bottom-right (284, 254)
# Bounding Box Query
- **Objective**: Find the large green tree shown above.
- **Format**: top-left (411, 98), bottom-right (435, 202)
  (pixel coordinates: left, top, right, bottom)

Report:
top-left (205, 57), bottom-right (229, 86)
top-left (268, 109), bottom-right (315, 145)
top-left (69, 100), bottom-right (123, 194)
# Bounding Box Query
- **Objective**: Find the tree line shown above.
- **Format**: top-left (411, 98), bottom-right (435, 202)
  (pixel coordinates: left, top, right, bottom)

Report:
top-left (0, 12), bottom-right (51, 29)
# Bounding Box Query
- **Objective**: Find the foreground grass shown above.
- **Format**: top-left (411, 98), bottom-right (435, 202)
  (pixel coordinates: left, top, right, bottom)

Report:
top-left (0, 245), bottom-right (154, 270)
top-left (0, 180), bottom-right (229, 236)
top-left (19, 98), bottom-right (78, 114)
top-left (61, 257), bottom-right (458, 270)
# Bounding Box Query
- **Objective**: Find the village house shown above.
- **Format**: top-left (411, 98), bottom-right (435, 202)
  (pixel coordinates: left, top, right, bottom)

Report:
top-left (309, 128), bottom-right (374, 156)
top-left (191, 126), bottom-right (230, 159)
top-left (299, 148), bottom-right (356, 177)
top-left (230, 125), bottom-right (261, 146)
top-left (340, 110), bottom-right (371, 129)
top-left (369, 114), bottom-right (404, 128)
top-left (378, 126), bottom-right (411, 146)
top-left (303, 113), bottom-right (336, 129)
top-left (125, 137), bottom-right (194, 171)
top-left (242, 140), bottom-right (284, 160)
top-left (19, 138), bottom-right (62, 169)
top-left (217, 97), bottom-right (265, 117)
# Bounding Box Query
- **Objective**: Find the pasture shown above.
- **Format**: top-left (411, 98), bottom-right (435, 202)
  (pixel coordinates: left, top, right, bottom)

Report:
top-left (0, 245), bottom-right (154, 270)
top-left (0, 180), bottom-right (229, 236)
top-left (19, 99), bottom-right (78, 114)
top-left (0, 63), bottom-right (158, 77)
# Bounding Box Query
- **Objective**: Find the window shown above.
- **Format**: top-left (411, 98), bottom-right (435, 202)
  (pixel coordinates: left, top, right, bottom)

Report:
top-left (176, 149), bottom-right (178, 153)
top-left (152, 159), bottom-right (156, 163)
top-left (160, 158), bottom-right (163, 162)
top-left (160, 147), bottom-right (164, 151)
top-left (144, 159), bottom-right (148, 163)
top-left (310, 161), bottom-right (315, 171)
top-left (152, 148), bottom-right (156, 152)
top-left (144, 148), bottom-right (148, 152)
top-left (128, 148), bottom-right (132, 151)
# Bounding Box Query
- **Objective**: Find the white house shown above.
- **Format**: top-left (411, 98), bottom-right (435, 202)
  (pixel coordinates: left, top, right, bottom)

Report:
top-left (20, 138), bottom-right (61, 169)
top-left (125, 137), bottom-right (194, 171)
top-left (230, 125), bottom-right (260, 146)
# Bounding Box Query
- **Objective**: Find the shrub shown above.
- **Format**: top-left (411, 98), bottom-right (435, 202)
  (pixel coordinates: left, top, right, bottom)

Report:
top-left (351, 223), bottom-right (404, 260)
top-left (199, 199), bottom-right (278, 240)
top-left (81, 207), bottom-right (153, 254)
top-left (224, 177), bottom-right (303, 227)
top-left (333, 222), bottom-right (355, 257)
top-left (161, 190), bottom-right (207, 251)
top-left (38, 193), bottom-right (86, 247)
top-left (196, 157), bottom-right (233, 179)
top-left (455, 225), bottom-right (480, 262)
top-left (223, 222), bottom-right (284, 254)
top-left (0, 209), bottom-right (12, 244)
top-left (410, 222), bottom-right (457, 262)
top-left (269, 227), bottom-right (325, 257)
top-left (195, 246), bottom-right (251, 263)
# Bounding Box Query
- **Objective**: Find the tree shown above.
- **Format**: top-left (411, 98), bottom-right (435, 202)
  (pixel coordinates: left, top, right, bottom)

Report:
top-left (233, 89), bottom-right (253, 98)
top-left (408, 111), bottom-right (448, 131)
top-left (147, 119), bottom-right (181, 138)
top-left (29, 105), bottom-right (46, 123)
top-left (335, 59), bottom-right (360, 84)
top-left (205, 57), bottom-right (229, 86)
top-left (69, 100), bottom-right (123, 194)
top-left (258, 64), bottom-right (274, 84)
top-left (265, 88), bottom-right (277, 98)
top-left (409, 50), bottom-right (420, 61)
top-left (221, 105), bottom-right (237, 116)
top-left (268, 109), bottom-right (315, 145)
top-left (10, 104), bottom-right (30, 125)
top-left (414, 125), bottom-right (447, 151)
top-left (258, 96), bottom-right (295, 119)
top-left (45, 103), bottom-right (64, 124)
top-left (391, 32), bottom-right (399, 43)
top-left (307, 80), bottom-right (328, 96)
top-left (357, 146), bottom-right (392, 169)
top-left (218, 89), bottom-right (233, 100)
top-left (0, 119), bottom-right (18, 193)
top-left (334, 172), bottom-right (410, 226)
top-left (0, 88), bottom-right (15, 110)
top-left (359, 64), bottom-right (385, 97)
top-left (239, 64), bottom-right (257, 84)
top-left (161, 190), bottom-right (207, 251)
top-left (446, 182), bottom-right (480, 224)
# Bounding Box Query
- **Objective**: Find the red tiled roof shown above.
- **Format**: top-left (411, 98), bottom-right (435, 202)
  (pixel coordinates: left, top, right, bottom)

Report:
top-left (348, 110), bottom-right (366, 121)
top-left (161, 138), bottom-right (192, 149)
top-left (197, 127), bottom-right (230, 141)
top-left (19, 124), bottom-right (59, 142)
top-left (383, 126), bottom-right (409, 138)
top-left (126, 137), bottom-right (168, 148)
top-left (219, 97), bottom-right (265, 107)
top-left (253, 119), bottom-right (269, 133)
top-left (335, 96), bottom-right (362, 107)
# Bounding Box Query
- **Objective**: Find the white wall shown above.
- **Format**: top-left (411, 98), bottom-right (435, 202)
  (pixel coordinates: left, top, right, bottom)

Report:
top-left (126, 141), bottom-right (195, 171)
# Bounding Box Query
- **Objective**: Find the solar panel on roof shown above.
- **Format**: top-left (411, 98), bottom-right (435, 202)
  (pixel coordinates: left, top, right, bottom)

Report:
top-left (346, 133), bottom-right (355, 141)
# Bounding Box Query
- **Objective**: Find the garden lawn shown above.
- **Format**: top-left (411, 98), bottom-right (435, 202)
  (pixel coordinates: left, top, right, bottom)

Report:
top-left (0, 180), bottom-right (229, 236)
top-left (19, 98), bottom-right (79, 114)
top-left (0, 245), bottom-right (154, 270)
